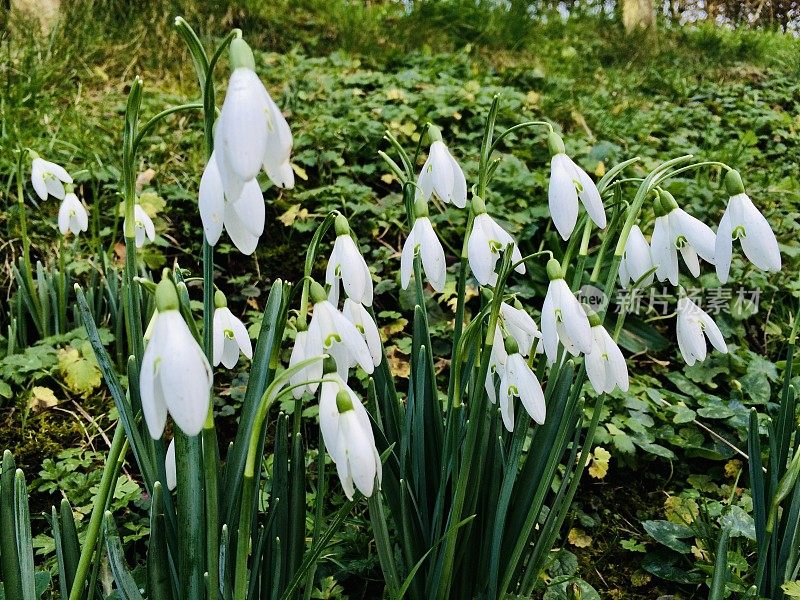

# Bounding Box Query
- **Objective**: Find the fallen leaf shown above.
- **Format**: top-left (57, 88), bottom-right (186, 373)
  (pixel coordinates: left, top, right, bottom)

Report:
top-left (29, 386), bottom-right (58, 412)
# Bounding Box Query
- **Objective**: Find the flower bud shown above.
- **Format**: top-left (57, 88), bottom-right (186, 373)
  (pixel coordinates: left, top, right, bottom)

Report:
top-left (335, 388), bottom-right (355, 413)
top-left (586, 309), bottom-right (602, 328)
top-left (323, 356), bottom-right (337, 374)
top-left (546, 258), bottom-right (564, 281)
top-left (503, 335), bottom-right (519, 355)
top-left (427, 123), bottom-right (443, 143)
top-left (724, 169), bottom-right (745, 196)
top-left (310, 281), bottom-right (327, 304)
top-left (229, 37), bottom-right (255, 72)
top-left (334, 214), bottom-right (350, 236)
top-left (471, 195), bottom-right (487, 215)
top-left (547, 131), bottom-right (565, 156)
top-left (214, 289), bottom-right (227, 309)
top-left (658, 189), bottom-right (679, 212)
top-left (155, 278), bottom-right (179, 312)
top-left (413, 196), bottom-right (429, 218)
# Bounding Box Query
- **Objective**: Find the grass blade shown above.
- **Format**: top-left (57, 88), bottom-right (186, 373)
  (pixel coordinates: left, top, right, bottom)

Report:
top-left (104, 512), bottom-right (146, 600)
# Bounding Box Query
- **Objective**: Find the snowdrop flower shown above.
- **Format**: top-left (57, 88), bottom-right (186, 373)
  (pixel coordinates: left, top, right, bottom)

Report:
top-left (326, 215), bottom-right (373, 306)
top-left (484, 327), bottom-right (507, 404)
top-left (676, 295), bottom-right (727, 366)
top-left (319, 371), bottom-right (381, 500)
top-left (215, 37), bottom-right (293, 199)
top-left (585, 313), bottom-right (629, 394)
top-left (467, 196), bottom-right (525, 287)
top-left (212, 291), bottom-right (253, 369)
top-left (124, 203), bottom-right (156, 248)
top-left (165, 438), bottom-right (177, 491)
top-left (199, 151), bottom-right (265, 255)
top-left (57, 189), bottom-right (88, 236)
top-left (288, 329), bottom-right (318, 399)
top-left (618, 224), bottom-right (654, 288)
top-left (140, 277), bottom-right (213, 439)
top-left (650, 190), bottom-right (716, 285)
top-left (416, 125), bottom-right (467, 208)
top-left (343, 299), bottom-right (382, 367)
top-left (306, 281), bottom-right (375, 380)
top-left (541, 259), bottom-right (592, 363)
top-left (500, 301), bottom-right (541, 357)
top-left (547, 132), bottom-right (606, 240)
top-left (30, 152), bottom-right (72, 200)
top-left (400, 198), bottom-right (447, 292)
top-left (495, 337), bottom-right (546, 432)
top-left (715, 169), bottom-right (781, 284)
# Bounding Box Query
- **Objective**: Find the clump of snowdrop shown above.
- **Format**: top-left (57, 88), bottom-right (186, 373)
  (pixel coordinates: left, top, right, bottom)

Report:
top-left (618, 224), bottom-right (654, 288)
top-left (417, 125), bottom-right (467, 209)
top-left (400, 197), bottom-right (447, 293)
top-left (715, 169), bottom-right (781, 283)
top-left (584, 311), bottom-right (629, 394)
top-left (30, 152), bottom-right (72, 200)
top-left (541, 259), bottom-right (592, 364)
top-left (57, 186), bottom-right (89, 237)
top-left (467, 196), bottom-right (525, 287)
top-left (676, 294), bottom-right (728, 366)
top-left (547, 132), bottom-right (606, 240)
top-left (140, 276), bottom-right (213, 438)
top-left (651, 190), bottom-right (716, 285)
top-left (212, 290), bottom-right (253, 369)
top-left (326, 215), bottom-right (373, 306)
top-left (318, 367), bottom-right (382, 500)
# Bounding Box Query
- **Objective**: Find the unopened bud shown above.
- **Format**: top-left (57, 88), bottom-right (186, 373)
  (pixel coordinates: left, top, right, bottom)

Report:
top-left (334, 214), bottom-right (350, 236)
top-left (546, 258), bottom-right (564, 281)
top-left (547, 131), bottom-right (565, 156)
top-left (155, 277), bottom-right (179, 312)
top-left (229, 37), bottom-right (255, 72)
top-left (214, 290), bottom-right (227, 309)
top-left (335, 389), bottom-right (355, 413)
top-left (724, 169), bottom-right (745, 196)
top-left (309, 281), bottom-right (327, 304)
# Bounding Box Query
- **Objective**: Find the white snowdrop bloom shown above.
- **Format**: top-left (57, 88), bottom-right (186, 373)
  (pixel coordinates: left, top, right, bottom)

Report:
top-left (212, 292), bottom-right (253, 369)
top-left (417, 128), bottom-right (467, 208)
top-left (484, 327), bottom-right (507, 404)
top-left (715, 170), bottom-right (781, 284)
top-left (215, 37), bottom-right (293, 197)
top-left (30, 154), bottom-right (72, 200)
top-left (57, 192), bottom-right (88, 236)
top-left (306, 282), bottom-right (375, 379)
top-left (467, 200), bottom-right (525, 287)
top-left (326, 215), bottom-right (373, 307)
top-left (547, 132), bottom-right (606, 240)
top-left (124, 204), bottom-right (156, 248)
top-left (618, 224), bottom-right (654, 288)
top-left (500, 301), bottom-right (541, 357)
top-left (199, 151), bottom-right (264, 255)
top-left (288, 329), bottom-right (321, 399)
top-left (650, 191), bottom-right (716, 285)
top-left (585, 317), bottom-right (629, 394)
top-left (497, 339), bottom-right (546, 432)
top-left (676, 296), bottom-right (728, 366)
top-left (319, 373), bottom-right (381, 500)
top-left (400, 201), bottom-right (447, 293)
top-left (343, 299), bottom-right (382, 367)
top-left (140, 279), bottom-right (213, 439)
top-left (165, 438), bottom-right (177, 491)
top-left (541, 259), bottom-right (592, 364)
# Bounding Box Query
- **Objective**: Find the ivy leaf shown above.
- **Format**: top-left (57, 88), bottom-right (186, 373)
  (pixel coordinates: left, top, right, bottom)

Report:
top-left (720, 505), bottom-right (756, 541)
top-left (642, 520), bottom-right (695, 553)
top-left (547, 549), bottom-right (578, 577)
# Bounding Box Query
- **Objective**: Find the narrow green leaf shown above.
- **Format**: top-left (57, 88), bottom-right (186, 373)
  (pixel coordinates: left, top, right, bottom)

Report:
top-left (104, 512), bottom-right (146, 600)
top-left (368, 492), bottom-right (401, 596)
top-left (708, 529), bottom-right (731, 600)
top-left (14, 470), bottom-right (36, 600)
top-left (0, 451), bottom-right (23, 600)
top-left (59, 499), bottom-right (80, 596)
top-left (147, 483), bottom-right (173, 600)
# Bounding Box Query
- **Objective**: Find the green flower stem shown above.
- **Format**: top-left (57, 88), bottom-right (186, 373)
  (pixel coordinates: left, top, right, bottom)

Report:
top-left (15, 151), bottom-right (42, 332)
top-left (68, 423), bottom-right (127, 600)
top-left (131, 103), bottom-right (204, 157)
top-left (176, 430), bottom-right (205, 600)
top-left (488, 120), bottom-right (553, 155)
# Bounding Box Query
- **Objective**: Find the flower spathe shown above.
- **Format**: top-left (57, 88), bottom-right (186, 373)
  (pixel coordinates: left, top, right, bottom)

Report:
top-left (715, 171), bottom-right (780, 283)
top-left (400, 202), bottom-right (447, 293)
top-left (498, 351), bottom-right (546, 432)
top-left (126, 204), bottom-right (156, 248)
top-left (650, 192), bottom-right (716, 285)
top-left (676, 296), bottom-right (728, 366)
top-left (212, 294), bottom-right (253, 369)
top-left (140, 278), bottom-right (213, 439)
top-left (467, 207), bottom-right (525, 287)
top-left (417, 136), bottom-right (467, 208)
top-left (57, 192), bottom-right (88, 236)
top-left (31, 154), bottom-right (72, 200)
top-left (199, 151), bottom-right (265, 255)
top-left (585, 321), bottom-right (629, 394)
top-left (326, 216), bottom-right (373, 306)
top-left (618, 224), bottom-right (654, 288)
top-left (547, 132), bottom-right (606, 240)
top-left (318, 374), bottom-right (381, 500)
top-left (541, 260), bottom-right (592, 363)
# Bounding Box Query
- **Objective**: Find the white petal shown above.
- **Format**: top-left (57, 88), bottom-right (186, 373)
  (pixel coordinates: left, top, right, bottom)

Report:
top-left (679, 244), bottom-right (701, 278)
top-left (714, 204), bottom-right (734, 284)
top-left (624, 225), bottom-right (654, 287)
top-left (735, 194), bottom-right (781, 273)
top-left (45, 160), bottom-right (72, 184)
top-left (165, 439), bottom-right (177, 491)
top-left (231, 179), bottom-right (265, 238)
top-left (223, 201), bottom-right (260, 255)
top-left (448, 151), bottom-right (467, 208)
top-left (467, 215), bottom-right (497, 286)
top-left (556, 281), bottom-right (592, 354)
top-left (140, 321), bottom-right (169, 439)
top-left (212, 309), bottom-right (226, 367)
top-left (548, 154), bottom-right (579, 240)
top-left (341, 411), bottom-right (377, 497)
top-left (584, 329), bottom-right (607, 394)
top-left (699, 310), bottom-right (727, 354)
top-left (30, 158), bottom-right (48, 200)
top-left (498, 365), bottom-right (515, 432)
top-left (219, 68), bottom-right (270, 181)
top-left (338, 236), bottom-right (372, 306)
top-left (230, 314), bottom-right (253, 359)
top-left (416, 156), bottom-right (434, 201)
top-left (319, 380), bottom-right (342, 461)
top-left (57, 198), bottom-right (71, 235)
top-left (199, 153), bottom-right (226, 246)
top-left (541, 287), bottom-right (559, 364)
top-left (571, 157), bottom-right (606, 228)
top-left (45, 176), bottom-right (66, 200)
top-left (400, 226), bottom-right (417, 290)
top-left (429, 141), bottom-right (455, 204)
top-left (509, 354), bottom-right (545, 424)
top-left (652, 215), bottom-right (677, 285)
top-left (417, 218), bottom-right (447, 292)
top-left (673, 208), bottom-right (716, 265)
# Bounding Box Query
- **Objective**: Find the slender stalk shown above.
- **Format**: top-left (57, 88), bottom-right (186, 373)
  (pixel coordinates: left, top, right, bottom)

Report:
top-left (15, 151), bottom-right (42, 332)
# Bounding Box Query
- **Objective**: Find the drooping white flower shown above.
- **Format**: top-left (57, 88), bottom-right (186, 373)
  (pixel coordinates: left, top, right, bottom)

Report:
top-left (417, 129), bottom-right (467, 208)
top-left (215, 37), bottom-right (293, 197)
top-left (288, 330), bottom-right (319, 399)
top-left (618, 224), bottom-right (654, 288)
top-left (541, 259), bottom-right (592, 363)
top-left (343, 299), bottom-right (382, 367)
top-left (319, 374), bottom-right (381, 500)
top-left (500, 302), bottom-right (541, 357)
top-left (497, 342), bottom-right (546, 432)
top-left (125, 203), bottom-right (156, 248)
top-left (199, 151), bottom-right (265, 255)
top-left (650, 191), bottom-right (716, 285)
top-left (400, 203), bottom-right (447, 293)
top-left (585, 319), bottom-right (629, 394)
top-left (30, 154), bottom-right (72, 200)
top-left (467, 203), bottom-right (525, 287)
top-left (57, 192), bottom-right (88, 236)
top-left (165, 438), bottom-right (177, 491)
top-left (326, 215), bottom-right (373, 307)
top-left (306, 282), bottom-right (375, 380)
top-left (676, 296), bottom-right (728, 366)
top-left (715, 170), bottom-right (780, 283)
top-left (212, 292), bottom-right (253, 369)
top-left (484, 327), bottom-right (507, 404)
top-left (547, 132), bottom-right (606, 240)
top-left (140, 279), bottom-right (213, 439)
